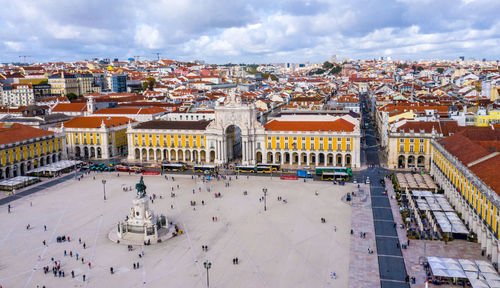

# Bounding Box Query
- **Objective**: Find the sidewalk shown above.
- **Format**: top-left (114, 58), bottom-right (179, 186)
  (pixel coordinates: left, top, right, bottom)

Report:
top-left (349, 184), bottom-right (381, 288)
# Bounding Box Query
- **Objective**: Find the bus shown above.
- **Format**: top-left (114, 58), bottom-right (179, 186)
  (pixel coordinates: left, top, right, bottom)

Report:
top-left (193, 165), bottom-right (217, 174)
top-left (321, 172), bottom-right (350, 181)
top-left (235, 165), bottom-right (256, 173)
top-left (256, 165), bottom-right (272, 173)
top-left (162, 162), bottom-right (188, 172)
top-left (315, 166), bottom-right (352, 176)
top-left (256, 164), bottom-right (281, 172)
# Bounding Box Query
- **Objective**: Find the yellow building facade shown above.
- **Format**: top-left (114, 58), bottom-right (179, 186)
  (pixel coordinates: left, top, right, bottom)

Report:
top-left (0, 123), bottom-right (66, 179)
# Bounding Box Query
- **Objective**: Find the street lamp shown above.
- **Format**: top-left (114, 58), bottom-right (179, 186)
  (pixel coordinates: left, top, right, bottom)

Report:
top-left (102, 179), bottom-right (107, 200)
top-left (262, 188), bottom-right (268, 211)
top-left (203, 260), bottom-right (211, 288)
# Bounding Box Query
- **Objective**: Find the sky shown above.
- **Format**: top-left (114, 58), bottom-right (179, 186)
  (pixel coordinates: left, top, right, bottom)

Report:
top-left (1, 0), bottom-right (499, 64)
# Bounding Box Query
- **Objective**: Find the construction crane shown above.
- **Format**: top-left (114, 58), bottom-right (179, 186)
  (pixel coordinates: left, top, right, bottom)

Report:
top-left (18, 55), bottom-right (31, 66)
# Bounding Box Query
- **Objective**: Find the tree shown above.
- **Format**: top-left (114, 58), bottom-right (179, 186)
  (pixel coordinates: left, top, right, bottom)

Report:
top-left (66, 93), bottom-right (77, 101)
top-left (437, 67), bottom-right (444, 74)
top-left (417, 66), bottom-right (424, 72)
top-left (143, 77), bottom-right (156, 91)
top-left (329, 65), bottom-right (342, 75)
top-left (322, 61), bottom-right (334, 70)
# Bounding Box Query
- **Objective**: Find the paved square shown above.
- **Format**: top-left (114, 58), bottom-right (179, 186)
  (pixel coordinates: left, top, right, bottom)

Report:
top-left (0, 173), bottom-right (355, 288)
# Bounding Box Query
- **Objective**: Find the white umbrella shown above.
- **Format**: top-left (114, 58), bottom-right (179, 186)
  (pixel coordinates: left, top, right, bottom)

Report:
top-left (469, 278), bottom-right (489, 288)
top-left (487, 279), bottom-right (500, 288)
top-left (482, 273), bottom-right (500, 281)
top-left (447, 269), bottom-right (467, 278)
top-left (479, 265), bottom-right (498, 274)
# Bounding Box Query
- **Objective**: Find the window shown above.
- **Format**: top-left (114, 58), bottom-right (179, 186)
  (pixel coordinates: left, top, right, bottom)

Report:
top-left (346, 143), bottom-right (351, 151)
top-left (409, 145), bottom-right (414, 153)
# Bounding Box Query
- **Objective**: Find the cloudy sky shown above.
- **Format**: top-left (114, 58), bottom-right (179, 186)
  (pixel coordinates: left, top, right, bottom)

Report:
top-left (1, 0), bottom-right (499, 64)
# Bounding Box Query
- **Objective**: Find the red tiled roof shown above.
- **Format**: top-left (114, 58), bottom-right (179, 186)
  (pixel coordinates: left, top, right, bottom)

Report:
top-left (264, 118), bottom-right (355, 132)
top-left (93, 107), bottom-right (168, 115)
top-left (63, 116), bottom-right (133, 129)
top-left (0, 123), bottom-right (54, 145)
top-left (469, 155), bottom-right (500, 193)
top-left (52, 103), bottom-right (87, 112)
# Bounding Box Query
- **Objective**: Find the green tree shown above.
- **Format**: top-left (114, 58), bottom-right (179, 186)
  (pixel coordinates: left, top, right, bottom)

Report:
top-left (329, 65), bottom-right (342, 75)
top-left (66, 93), bottom-right (77, 101)
top-left (143, 77), bottom-right (156, 91)
top-left (437, 67), bottom-right (444, 74)
top-left (322, 61), bottom-right (334, 70)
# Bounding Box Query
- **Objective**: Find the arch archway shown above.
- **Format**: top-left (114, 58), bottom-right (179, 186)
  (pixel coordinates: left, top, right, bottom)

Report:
top-left (163, 149), bottom-right (168, 160)
top-left (0, 168), bottom-right (3, 179)
top-left (417, 156), bottom-right (425, 168)
top-left (20, 163), bottom-right (25, 175)
top-left (267, 152), bottom-right (273, 164)
top-left (200, 150), bottom-right (206, 162)
top-left (97, 147), bottom-right (102, 159)
top-left (170, 149), bottom-right (176, 161)
top-left (209, 150), bottom-right (215, 162)
top-left (345, 154), bottom-right (352, 167)
top-left (90, 147), bottom-right (96, 158)
top-left (40, 157), bottom-right (45, 166)
top-left (276, 152), bottom-right (282, 164)
top-left (185, 150), bottom-right (191, 162)
top-left (52, 154), bottom-right (56, 163)
top-left (141, 148), bottom-right (147, 160)
top-left (46, 156), bottom-right (51, 164)
top-left (292, 152), bottom-right (298, 164)
top-left (193, 150), bottom-right (198, 163)
top-left (310, 153), bottom-right (316, 165)
top-left (13, 165), bottom-right (18, 177)
top-left (177, 150), bottom-right (184, 161)
top-left (327, 153), bottom-right (334, 165)
top-left (408, 156), bottom-right (415, 168)
top-left (75, 146), bottom-right (81, 158)
top-left (156, 149), bottom-right (161, 161)
top-left (398, 155), bottom-right (406, 168)
top-left (319, 153), bottom-right (325, 165)
top-left (284, 152), bottom-right (290, 164)
top-left (149, 149), bottom-right (154, 161)
top-left (84, 147), bottom-right (89, 158)
top-left (5, 167), bottom-right (10, 178)
top-left (256, 151), bottom-right (262, 163)
top-left (301, 153), bottom-right (307, 164)
top-left (225, 125), bottom-right (242, 162)
top-left (336, 154), bottom-right (343, 166)
top-left (135, 148), bottom-right (140, 160)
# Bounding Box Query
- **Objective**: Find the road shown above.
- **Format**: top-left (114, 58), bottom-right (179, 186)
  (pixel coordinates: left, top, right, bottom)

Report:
top-left (0, 171), bottom-right (81, 206)
top-left (357, 95), bottom-right (410, 288)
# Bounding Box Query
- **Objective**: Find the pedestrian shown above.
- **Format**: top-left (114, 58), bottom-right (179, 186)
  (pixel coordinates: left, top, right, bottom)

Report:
top-left (110, 267), bottom-right (114, 274)
top-left (83, 274), bottom-right (86, 282)
top-left (64, 250), bottom-right (67, 256)
top-left (88, 262), bottom-right (91, 269)
top-left (8, 204), bottom-right (11, 213)
top-left (83, 242), bottom-right (86, 249)
top-left (82, 257), bottom-right (84, 263)
top-left (79, 238), bottom-right (82, 244)
top-left (44, 225), bottom-right (47, 231)
top-left (43, 240), bottom-right (46, 246)
top-left (133, 263), bottom-right (136, 269)
top-left (137, 262), bottom-right (140, 268)
top-left (334, 226), bottom-right (337, 232)
top-left (71, 270), bottom-right (74, 278)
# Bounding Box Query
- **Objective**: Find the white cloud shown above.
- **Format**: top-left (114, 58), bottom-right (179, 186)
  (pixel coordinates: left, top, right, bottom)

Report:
top-left (4, 41), bottom-right (23, 52)
top-left (134, 24), bottom-right (162, 49)
top-left (0, 0), bottom-right (499, 62)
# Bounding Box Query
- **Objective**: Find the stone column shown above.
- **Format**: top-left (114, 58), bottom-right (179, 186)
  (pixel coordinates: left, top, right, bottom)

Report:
top-left (487, 233), bottom-right (493, 258)
top-left (481, 226), bottom-right (487, 251)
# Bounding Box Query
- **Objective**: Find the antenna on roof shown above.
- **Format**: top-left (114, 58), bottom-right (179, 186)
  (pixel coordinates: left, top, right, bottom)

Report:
top-left (153, 52), bottom-right (161, 62)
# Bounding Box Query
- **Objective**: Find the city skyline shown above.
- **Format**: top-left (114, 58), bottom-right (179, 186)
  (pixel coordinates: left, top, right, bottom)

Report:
top-left (1, 0), bottom-right (500, 64)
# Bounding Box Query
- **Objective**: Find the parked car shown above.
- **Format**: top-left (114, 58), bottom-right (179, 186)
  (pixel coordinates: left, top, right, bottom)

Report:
top-left (365, 177), bottom-right (370, 184)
